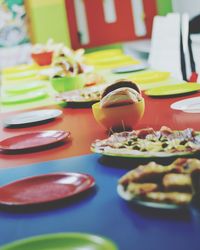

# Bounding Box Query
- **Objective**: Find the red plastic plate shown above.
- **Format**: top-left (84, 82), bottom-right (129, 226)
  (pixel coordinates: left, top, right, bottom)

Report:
top-left (0, 130), bottom-right (70, 152)
top-left (0, 172), bottom-right (95, 206)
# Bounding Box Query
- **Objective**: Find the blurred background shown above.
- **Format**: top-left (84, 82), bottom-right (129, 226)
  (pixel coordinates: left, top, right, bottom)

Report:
top-left (0, 0), bottom-right (199, 70)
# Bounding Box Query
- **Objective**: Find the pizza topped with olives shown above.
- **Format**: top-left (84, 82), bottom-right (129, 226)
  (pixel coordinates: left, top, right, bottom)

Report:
top-left (91, 126), bottom-right (200, 157)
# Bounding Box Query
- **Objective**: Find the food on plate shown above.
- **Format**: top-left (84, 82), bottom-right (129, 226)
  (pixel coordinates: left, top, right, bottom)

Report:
top-left (145, 192), bottom-right (192, 205)
top-left (126, 183), bottom-right (158, 196)
top-left (100, 80), bottom-right (142, 108)
top-left (91, 126), bottom-right (200, 157)
top-left (118, 157), bottom-right (200, 205)
top-left (51, 43), bottom-right (93, 77)
top-left (52, 47), bottom-right (85, 76)
top-left (56, 85), bottom-right (106, 103)
top-left (92, 80), bottom-right (145, 131)
top-left (32, 39), bottom-right (92, 75)
top-left (101, 80), bottom-right (141, 98)
top-left (163, 173), bottom-right (192, 192)
top-left (119, 161), bottom-right (174, 185)
top-left (171, 158), bottom-right (200, 174)
top-left (76, 89), bottom-right (101, 101)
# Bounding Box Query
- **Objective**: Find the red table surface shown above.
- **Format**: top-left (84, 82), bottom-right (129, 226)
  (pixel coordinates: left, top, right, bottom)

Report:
top-left (1, 92), bottom-right (200, 169)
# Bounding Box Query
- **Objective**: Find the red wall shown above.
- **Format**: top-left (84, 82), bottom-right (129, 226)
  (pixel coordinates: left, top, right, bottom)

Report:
top-left (65, 0), bottom-right (157, 49)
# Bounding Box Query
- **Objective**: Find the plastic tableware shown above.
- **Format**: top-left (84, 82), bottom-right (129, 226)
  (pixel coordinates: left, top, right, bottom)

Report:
top-left (4, 70), bottom-right (38, 81)
top-left (128, 71), bottom-right (170, 84)
top-left (0, 130), bottom-right (70, 153)
top-left (51, 75), bottom-right (86, 93)
top-left (171, 96), bottom-right (200, 113)
top-left (0, 172), bottom-right (94, 206)
top-left (0, 233), bottom-right (118, 250)
top-left (2, 64), bottom-right (38, 74)
top-left (84, 49), bottom-right (123, 59)
top-left (86, 55), bottom-right (139, 69)
top-left (1, 90), bottom-right (48, 105)
top-left (5, 81), bottom-right (45, 95)
top-left (31, 51), bottom-right (53, 66)
top-left (3, 109), bottom-right (63, 128)
top-left (92, 100), bottom-right (145, 131)
top-left (183, 107), bottom-right (200, 113)
top-left (112, 64), bottom-right (147, 74)
top-left (145, 83), bottom-right (200, 96)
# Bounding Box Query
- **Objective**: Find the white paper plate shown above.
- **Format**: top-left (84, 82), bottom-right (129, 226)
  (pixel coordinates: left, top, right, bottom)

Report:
top-left (171, 96), bottom-right (200, 113)
top-left (3, 109), bottom-right (62, 127)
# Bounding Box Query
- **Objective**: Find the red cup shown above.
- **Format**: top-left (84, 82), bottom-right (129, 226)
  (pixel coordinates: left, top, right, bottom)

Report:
top-left (31, 51), bottom-right (53, 66)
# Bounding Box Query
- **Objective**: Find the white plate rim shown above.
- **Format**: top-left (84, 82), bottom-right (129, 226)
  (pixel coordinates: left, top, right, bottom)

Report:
top-left (3, 109), bottom-right (63, 126)
top-left (170, 96), bottom-right (200, 111)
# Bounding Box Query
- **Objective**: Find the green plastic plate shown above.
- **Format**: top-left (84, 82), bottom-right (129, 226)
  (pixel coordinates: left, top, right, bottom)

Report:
top-left (5, 82), bottom-right (45, 95)
top-left (0, 233), bottom-right (118, 250)
top-left (1, 90), bottom-right (48, 105)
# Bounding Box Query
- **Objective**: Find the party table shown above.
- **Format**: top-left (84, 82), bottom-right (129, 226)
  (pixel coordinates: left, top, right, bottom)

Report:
top-left (1, 92), bottom-right (200, 169)
top-left (1, 88), bottom-right (200, 250)
top-left (0, 154), bottom-right (200, 250)
top-left (1, 46), bottom-right (200, 250)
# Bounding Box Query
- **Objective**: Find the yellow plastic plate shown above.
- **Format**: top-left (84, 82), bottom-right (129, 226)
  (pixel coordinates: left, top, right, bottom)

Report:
top-left (128, 71), bottom-right (170, 84)
top-left (84, 49), bottom-right (123, 60)
top-left (4, 70), bottom-right (38, 81)
top-left (145, 83), bottom-right (200, 97)
top-left (2, 64), bottom-right (38, 75)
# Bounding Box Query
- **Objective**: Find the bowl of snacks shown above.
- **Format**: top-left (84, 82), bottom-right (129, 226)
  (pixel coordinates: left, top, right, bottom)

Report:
top-left (92, 80), bottom-right (145, 131)
top-left (50, 46), bottom-right (94, 92)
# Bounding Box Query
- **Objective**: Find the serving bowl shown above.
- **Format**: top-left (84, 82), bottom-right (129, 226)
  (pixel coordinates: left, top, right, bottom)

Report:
top-left (92, 99), bottom-right (145, 131)
top-left (51, 74), bottom-right (86, 93)
top-left (31, 51), bottom-right (53, 66)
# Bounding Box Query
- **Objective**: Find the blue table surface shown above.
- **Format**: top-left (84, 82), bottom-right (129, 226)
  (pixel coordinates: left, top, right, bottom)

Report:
top-left (0, 153), bottom-right (200, 250)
